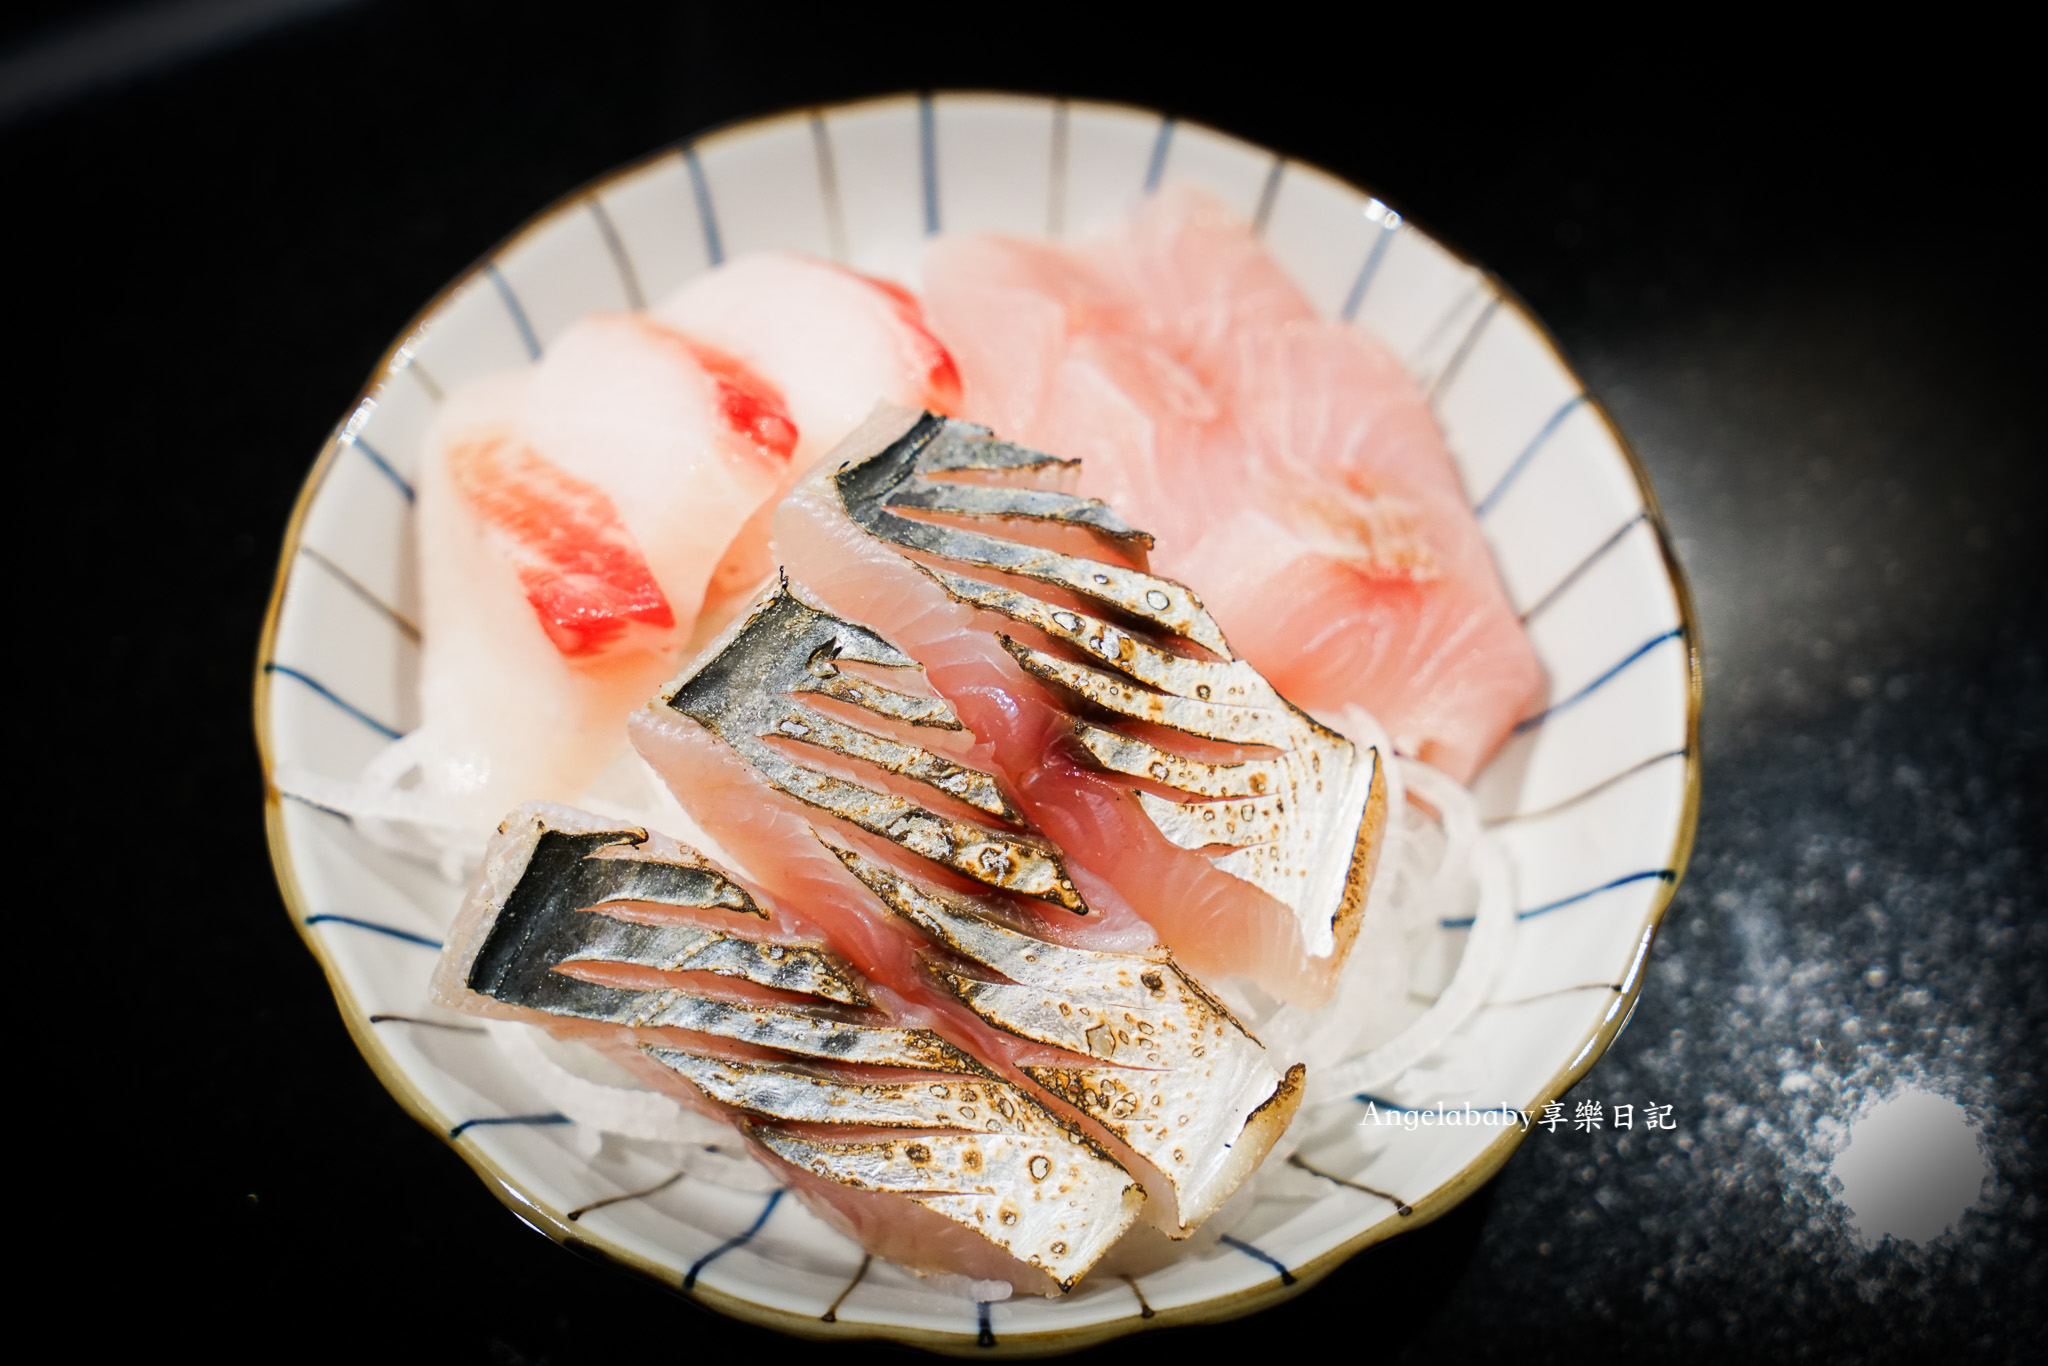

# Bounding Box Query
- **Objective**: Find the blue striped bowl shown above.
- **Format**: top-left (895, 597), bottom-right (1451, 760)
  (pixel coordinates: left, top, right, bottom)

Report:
top-left (255, 92), bottom-right (1699, 1354)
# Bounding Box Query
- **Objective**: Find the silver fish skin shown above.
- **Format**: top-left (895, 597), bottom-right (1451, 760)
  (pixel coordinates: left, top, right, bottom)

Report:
top-left (646, 1050), bottom-right (1142, 1290)
top-left (655, 575), bottom-right (1089, 913)
top-left (830, 411), bottom-right (1388, 962)
top-left (434, 803), bottom-right (1143, 1292)
top-left (828, 841), bottom-right (1304, 1235)
top-left (631, 572), bottom-right (1309, 1241)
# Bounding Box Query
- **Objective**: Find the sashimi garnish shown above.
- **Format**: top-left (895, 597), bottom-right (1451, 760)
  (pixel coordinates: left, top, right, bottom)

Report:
top-left (658, 578), bottom-right (1088, 913)
top-left (828, 842), bottom-right (1303, 1234)
top-left (446, 434), bottom-right (677, 660)
top-left (439, 808), bottom-right (1143, 1290)
top-left (830, 413), bottom-right (1387, 962)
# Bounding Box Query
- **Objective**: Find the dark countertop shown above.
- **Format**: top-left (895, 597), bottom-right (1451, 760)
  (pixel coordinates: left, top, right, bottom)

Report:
top-left (16, 5), bottom-right (2041, 1360)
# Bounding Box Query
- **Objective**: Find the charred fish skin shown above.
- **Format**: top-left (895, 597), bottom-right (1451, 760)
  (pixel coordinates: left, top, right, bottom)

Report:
top-left (831, 413), bottom-right (1388, 961)
top-left (443, 805), bottom-right (1144, 1291)
top-left (826, 841), bottom-right (1305, 1235)
top-left (466, 825), bottom-right (872, 1009)
top-left (645, 1051), bottom-right (1143, 1291)
top-left (657, 575), bottom-right (1089, 913)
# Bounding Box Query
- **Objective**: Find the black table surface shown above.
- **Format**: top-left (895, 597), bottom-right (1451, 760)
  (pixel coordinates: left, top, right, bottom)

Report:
top-left (14, 5), bottom-right (2042, 1360)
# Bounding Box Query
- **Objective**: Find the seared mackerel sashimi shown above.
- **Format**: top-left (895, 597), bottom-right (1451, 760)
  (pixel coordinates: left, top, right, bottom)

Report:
top-left (628, 582), bottom-right (1303, 1237)
top-left (433, 803), bottom-right (1143, 1293)
top-left (773, 408), bottom-right (1388, 1007)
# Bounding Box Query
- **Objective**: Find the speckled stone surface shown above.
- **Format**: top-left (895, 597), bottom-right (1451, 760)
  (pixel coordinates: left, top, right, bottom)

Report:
top-left (16, 6), bottom-right (2039, 1361)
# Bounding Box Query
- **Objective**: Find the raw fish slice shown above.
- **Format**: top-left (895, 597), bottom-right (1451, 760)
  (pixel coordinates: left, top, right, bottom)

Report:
top-left (522, 312), bottom-right (797, 623)
top-left (410, 376), bottom-right (684, 830)
top-left (435, 803), bottom-right (1143, 1294)
top-left (445, 434), bottom-right (676, 659)
top-left (827, 843), bottom-right (1304, 1234)
top-left (774, 409), bottom-right (1387, 1006)
top-left (1175, 321), bottom-right (1543, 778)
top-left (654, 252), bottom-right (960, 464)
top-left (921, 189), bottom-right (1544, 779)
top-left (401, 314), bottom-right (801, 829)
top-left (652, 253), bottom-right (963, 630)
top-left (628, 581), bottom-right (1301, 1233)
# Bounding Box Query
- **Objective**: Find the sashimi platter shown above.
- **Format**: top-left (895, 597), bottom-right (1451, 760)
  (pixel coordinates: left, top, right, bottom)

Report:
top-left (257, 94), bottom-right (1699, 1353)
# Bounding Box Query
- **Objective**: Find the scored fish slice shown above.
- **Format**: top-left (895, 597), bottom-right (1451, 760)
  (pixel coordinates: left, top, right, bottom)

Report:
top-left (775, 407), bottom-right (1388, 1005)
top-left (628, 582), bottom-right (1303, 1235)
top-left (435, 803), bottom-right (1143, 1293)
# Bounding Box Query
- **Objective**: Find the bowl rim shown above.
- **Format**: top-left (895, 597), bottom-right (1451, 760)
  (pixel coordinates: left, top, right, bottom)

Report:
top-left (252, 89), bottom-right (1703, 1357)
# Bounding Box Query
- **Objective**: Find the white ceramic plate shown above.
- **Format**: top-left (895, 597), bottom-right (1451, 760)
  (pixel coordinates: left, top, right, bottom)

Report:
top-left (256, 93), bottom-right (1699, 1355)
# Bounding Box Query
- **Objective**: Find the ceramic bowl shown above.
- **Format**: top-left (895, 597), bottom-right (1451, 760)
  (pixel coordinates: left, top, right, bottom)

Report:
top-left (255, 92), bottom-right (1699, 1355)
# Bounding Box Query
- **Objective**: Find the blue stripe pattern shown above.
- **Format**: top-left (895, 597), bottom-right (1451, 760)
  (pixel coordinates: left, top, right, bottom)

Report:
top-left (1511, 627), bottom-right (1684, 734)
top-left (299, 544), bottom-right (419, 641)
top-left (263, 663), bottom-right (402, 739)
top-left (1219, 1234), bottom-right (1296, 1286)
top-left (1352, 1092), bottom-right (1418, 1112)
top-left (369, 1013), bottom-right (485, 1032)
top-left (303, 914), bottom-right (441, 948)
top-left (485, 263), bottom-right (540, 361)
top-left (280, 789), bottom-right (352, 822)
top-left (1486, 747), bottom-right (1688, 825)
top-left (449, 1112), bottom-right (571, 1139)
top-left (1519, 510), bottom-right (1645, 623)
top-left (977, 1301), bottom-right (996, 1348)
top-left (1251, 156), bottom-right (1284, 234)
top-left (587, 197), bottom-right (645, 310)
top-left (1340, 218), bottom-right (1397, 322)
top-left (1144, 118), bottom-right (1174, 192)
top-left (684, 1189), bottom-right (783, 1290)
top-left (1426, 294), bottom-right (1500, 402)
top-left (1441, 868), bottom-right (1677, 929)
top-left (684, 145), bottom-right (724, 266)
top-left (348, 435), bottom-right (415, 504)
top-left (1474, 394), bottom-right (1588, 518)
top-left (918, 94), bottom-right (939, 235)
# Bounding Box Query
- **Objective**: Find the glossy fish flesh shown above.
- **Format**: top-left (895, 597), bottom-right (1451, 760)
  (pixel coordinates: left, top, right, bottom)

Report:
top-left (775, 407), bottom-right (1388, 1006)
top-left (628, 580), bottom-right (1303, 1236)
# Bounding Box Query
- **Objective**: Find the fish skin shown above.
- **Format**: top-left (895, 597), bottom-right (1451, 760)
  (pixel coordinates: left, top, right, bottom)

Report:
top-left (628, 577), bottom-right (1305, 1234)
top-left (434, 803), bottom-right (1143, 1294)
top-left (921, 188), bottom-right (1544, 781)
top-left (826, 841), bottom-right (1302, 1234)
top-left (656, 580), bottom-right (1085, 911)
top-left (773, 407), bottom-right (1387, 1006)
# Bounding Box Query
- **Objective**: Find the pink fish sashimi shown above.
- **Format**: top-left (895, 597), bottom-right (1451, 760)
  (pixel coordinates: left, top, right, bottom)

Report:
top-left (653, 253), bottom-right (964, 633)
top-left (433, 803), bottom-right (1144, 1293)
top-left (773, 408), bottom-right (1387, 1008)
top-left (627, 579), bottom-right (1303, 1237)
top-left (922, 187), bottom-right (1544, 781)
